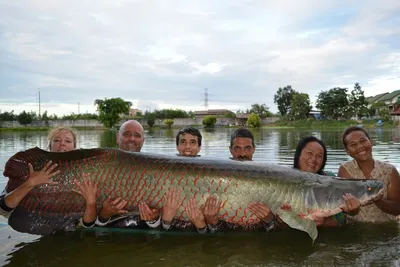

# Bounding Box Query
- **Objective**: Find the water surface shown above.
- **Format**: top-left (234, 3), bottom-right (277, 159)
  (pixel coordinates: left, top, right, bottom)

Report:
top-left (1, 127), bottom-right (399, 267)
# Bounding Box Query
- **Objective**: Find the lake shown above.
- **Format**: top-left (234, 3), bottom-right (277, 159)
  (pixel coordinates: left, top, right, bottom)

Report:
top-left (0, 127), bottom-right (399, 267)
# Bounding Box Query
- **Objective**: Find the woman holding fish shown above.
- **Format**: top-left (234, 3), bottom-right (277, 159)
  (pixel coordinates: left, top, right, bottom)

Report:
top-left (338, 126), bottom-right (400, 222)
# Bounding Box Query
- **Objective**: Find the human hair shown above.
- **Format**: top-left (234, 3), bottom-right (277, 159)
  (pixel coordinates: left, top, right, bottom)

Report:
top-left (342, 126), bottom-right (371, 148)
top-left (230, 128), bottom-right (255, 147)
top-left (47, 126), bottom-right (78, 150)
top-left (293, 135), bottom-right (327, 175)
top-left (176, 126), bottom-right (202, 146)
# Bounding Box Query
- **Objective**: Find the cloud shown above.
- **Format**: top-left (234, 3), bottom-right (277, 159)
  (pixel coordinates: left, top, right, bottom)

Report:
top-left (0, 0), bottom-right (399, 115)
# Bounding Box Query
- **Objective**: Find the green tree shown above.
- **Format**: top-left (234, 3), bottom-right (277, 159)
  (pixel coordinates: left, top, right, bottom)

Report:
top-left (316, 87), bottom-right (349, 120)
top-left (164, 119), bottom-right (174, 128)
top-left (42, 110), bottom-right (49, 121)
top-left (246, 113), bottom-right (261, 127)
top-left (248, 103), bottom-right (272, 118)
top-left (202, 115), bottom-right (217, 128)
top-left (0, 110), bottom-right (16, 121)
top-left (17, 111), bottom-right (33, 126)
top-left (290, 93), bottom-right (312, 120)
top-left (378, 106), bottom-right (391, 121)
top-left (368, 102), bottom-right (386, 117)
top-left (274, 85), bottom-right (297, 116)
top-left (348, 83), bottom-right (368, 119)
top-left (94, 98), bottom-right (132, 128)
top-left (147, 116), bottom-right (155, 128)
top-left (153, 109), bottom-right (191, 119)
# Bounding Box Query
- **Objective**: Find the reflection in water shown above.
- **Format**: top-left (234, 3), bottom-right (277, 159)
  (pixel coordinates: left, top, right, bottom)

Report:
top-left (2, 128), bottom-right (400, 266)
top-left (4, 224), bottom-right (399, 267)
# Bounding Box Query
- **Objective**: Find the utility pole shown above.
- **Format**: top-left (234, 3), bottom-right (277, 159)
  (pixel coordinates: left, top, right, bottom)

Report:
top-left (78, 102), bottom-right (80, 114)
top-left (38, 88), bottom-right (41, 119)
top-left (204, 88), bottom-right (209, 109)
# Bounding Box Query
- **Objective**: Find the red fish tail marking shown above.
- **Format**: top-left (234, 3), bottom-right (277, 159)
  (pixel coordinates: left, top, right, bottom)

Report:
top-left (280, 203), bottom-right (292, 211)
top-left (298, 212), bottom-right (307, 219)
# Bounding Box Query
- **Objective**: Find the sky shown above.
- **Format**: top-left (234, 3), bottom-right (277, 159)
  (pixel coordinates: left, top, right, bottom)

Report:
top-left (0, 0), bottom-right (399, 116)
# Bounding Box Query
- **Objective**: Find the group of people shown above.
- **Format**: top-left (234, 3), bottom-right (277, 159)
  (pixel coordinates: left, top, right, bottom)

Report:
top-left (1, 120), bottom-right (400, 235)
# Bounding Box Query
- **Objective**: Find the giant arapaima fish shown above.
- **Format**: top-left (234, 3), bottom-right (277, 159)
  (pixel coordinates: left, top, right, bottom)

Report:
top-left (3, 147), bottom-right (384, 241)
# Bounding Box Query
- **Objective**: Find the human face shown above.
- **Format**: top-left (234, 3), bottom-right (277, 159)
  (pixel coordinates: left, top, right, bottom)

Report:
top-left (117, 122), bottom-right (145, 152)
top-left (177, 133), bottom-right (201, 157)
top-left (344, 131), bottom-right (373, 162)
top-left (50, 131), bottom-right (75, 152)
top-left (229, 137), bottom-right (255, 161)
top-left (298, 142), bottom-right (324, 173)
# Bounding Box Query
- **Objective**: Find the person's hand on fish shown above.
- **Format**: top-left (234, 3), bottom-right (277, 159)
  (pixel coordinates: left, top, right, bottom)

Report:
top-left (339, 193), bottom-right (361, 215)
top-left (98, 196), bottom-right (128, 220)
top-left (248, 202), bottom-right (274, 223)
top-left (139, 202), bottom-right (160, 221)
top-left (161, 188), bottom-right (181, 224)
top-left (26, 161), bottom-right (60, 188)
top-left (186, 198), bottom-right (206, 230)
top-left (201, 196), bottom-right (221, 226)
top-left (72, 175), bottom-right (98, 206)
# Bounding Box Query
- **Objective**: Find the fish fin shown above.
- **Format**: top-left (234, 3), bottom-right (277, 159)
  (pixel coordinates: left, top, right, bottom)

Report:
top-left (277, 211), bottom-right (318, 242)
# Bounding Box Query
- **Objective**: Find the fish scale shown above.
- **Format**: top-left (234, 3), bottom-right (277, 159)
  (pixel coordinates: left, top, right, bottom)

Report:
top-left (3, 147), bottom-right (384, 241)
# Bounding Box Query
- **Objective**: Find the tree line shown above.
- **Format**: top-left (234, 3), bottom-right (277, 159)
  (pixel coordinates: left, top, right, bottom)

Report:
top-left (273, 83), bottom-right (385, 120)
top-left (0, 110), bottom-right (99, 126)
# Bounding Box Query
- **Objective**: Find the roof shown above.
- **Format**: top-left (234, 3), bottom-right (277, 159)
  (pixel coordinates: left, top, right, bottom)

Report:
top-left (193, 109), bottom-right (232, 116)
top-left (235, 113), bottom-right (249, 119)
top-left (378, 90), bottom-right (400, 102)
top-left (391, 105), bottom-right (400, 115)
top-left (366, 92), bottom-right (389, 103)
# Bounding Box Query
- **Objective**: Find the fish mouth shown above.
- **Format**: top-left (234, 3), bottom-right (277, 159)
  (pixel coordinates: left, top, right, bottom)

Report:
top-left (359, 187), bottom-right (385, 206)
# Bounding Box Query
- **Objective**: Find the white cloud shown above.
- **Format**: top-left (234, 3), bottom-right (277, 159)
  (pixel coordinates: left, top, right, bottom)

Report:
top-left (0, 0), bottom-right (399, 115)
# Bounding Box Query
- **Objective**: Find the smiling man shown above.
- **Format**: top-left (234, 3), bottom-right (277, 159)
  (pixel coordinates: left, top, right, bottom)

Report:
top-left (116, 120), bottom-right (145, 152)
top-left (176, 126), bottom-right (202, 157)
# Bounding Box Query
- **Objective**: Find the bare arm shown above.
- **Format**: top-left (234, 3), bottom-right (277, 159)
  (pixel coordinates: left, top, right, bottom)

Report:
top-left (4, 162), bottom-right (59, 209)
top-left (337, 165), bottom-right (350, 178)
top-left (374, 167), bottom-right (400, 216)
top-left (73, 178), bottom-right (98, 225)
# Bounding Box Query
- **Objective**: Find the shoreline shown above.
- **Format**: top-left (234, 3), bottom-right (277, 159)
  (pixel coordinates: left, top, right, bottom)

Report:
top-left (0, 119), bottom-right (396, 131)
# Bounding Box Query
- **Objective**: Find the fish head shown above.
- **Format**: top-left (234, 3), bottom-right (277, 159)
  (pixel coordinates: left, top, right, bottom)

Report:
top-left (358, 180), bottom-right (385, 206)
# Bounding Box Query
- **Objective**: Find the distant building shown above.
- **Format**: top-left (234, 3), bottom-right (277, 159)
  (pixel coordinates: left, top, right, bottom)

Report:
top-left (235, 113), bottom-right (249, 126)
top-left (365, 92), bottom-right (388, 108)
top-left (377, 89), bottom-right (400, 113)
top-left (129, 108), bottom-right (143, 117)
top-left (193, 109), bottom-right (233, 120)
top-left (309, 110), bottom-right (323, 120)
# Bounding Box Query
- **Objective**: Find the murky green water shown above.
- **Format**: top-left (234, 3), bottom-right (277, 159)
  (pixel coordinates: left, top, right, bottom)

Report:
top-left (1, 127), bottom-right (399, 267)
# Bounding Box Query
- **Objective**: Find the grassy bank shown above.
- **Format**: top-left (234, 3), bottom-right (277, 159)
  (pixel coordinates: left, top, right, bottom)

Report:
top-left (268, 119), bottom-right (397, 129)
